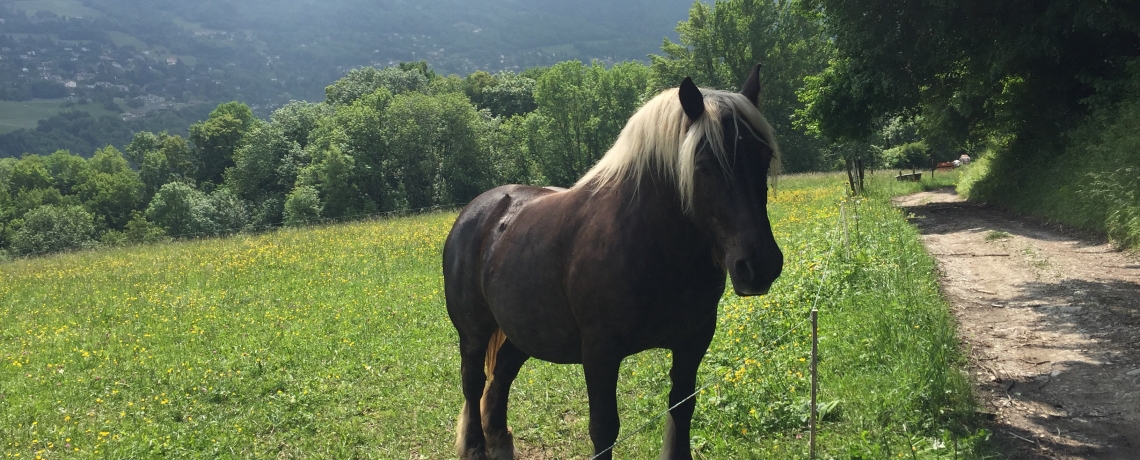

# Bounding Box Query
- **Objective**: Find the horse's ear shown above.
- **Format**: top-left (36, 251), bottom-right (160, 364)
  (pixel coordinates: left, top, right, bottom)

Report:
top-left (741, 63), bottom-right (762, 106)
top-left (679, 77), bottom-right (705, 121)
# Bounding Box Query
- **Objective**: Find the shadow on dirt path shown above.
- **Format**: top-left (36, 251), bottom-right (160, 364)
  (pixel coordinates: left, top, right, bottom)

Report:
top-left (895, 188), bottom-right (1140, 460)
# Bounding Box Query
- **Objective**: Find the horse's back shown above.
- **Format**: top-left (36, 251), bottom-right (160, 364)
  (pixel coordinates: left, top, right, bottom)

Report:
top-left (442, 185), bottom-right (563, 333)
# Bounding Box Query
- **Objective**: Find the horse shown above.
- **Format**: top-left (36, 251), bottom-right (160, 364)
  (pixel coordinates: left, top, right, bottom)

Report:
top-left (442, 63), bottom-right (783, 460)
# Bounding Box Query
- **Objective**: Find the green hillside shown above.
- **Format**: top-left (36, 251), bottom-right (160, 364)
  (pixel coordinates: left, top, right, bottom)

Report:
top-left (0, 99), bottom-right (119, 134)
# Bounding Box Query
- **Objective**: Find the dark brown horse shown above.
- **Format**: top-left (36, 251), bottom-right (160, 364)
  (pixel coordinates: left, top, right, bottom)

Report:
top-left (443, 64), bottom-right (783, 460)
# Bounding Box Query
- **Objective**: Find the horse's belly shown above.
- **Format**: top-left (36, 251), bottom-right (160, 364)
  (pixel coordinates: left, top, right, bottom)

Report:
top-left (484, 271), bottom-right (583, 363)
top-left (484, 286), bottom-right (581, 363)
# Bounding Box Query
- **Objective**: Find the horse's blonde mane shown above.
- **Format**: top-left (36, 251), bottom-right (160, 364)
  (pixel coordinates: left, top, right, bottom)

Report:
top-left (572, 87), bottom-right (781, 212)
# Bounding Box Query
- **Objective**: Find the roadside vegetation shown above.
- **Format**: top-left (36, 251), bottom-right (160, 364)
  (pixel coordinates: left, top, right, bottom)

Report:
top-left (959, 72), bottom-right (1140, 248)
top-left (796, 0), bottom-right (1140, 250)
top-left (0, 172), bottom-right (989, 458)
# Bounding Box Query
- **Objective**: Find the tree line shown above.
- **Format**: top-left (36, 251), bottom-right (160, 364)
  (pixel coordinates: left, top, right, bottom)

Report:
top-left (10, 0), bottom-right (1130, 257)
top-left (795, 0), bottom-right (1140, 245)
top-left (1, 0), bottom-right (857, 258)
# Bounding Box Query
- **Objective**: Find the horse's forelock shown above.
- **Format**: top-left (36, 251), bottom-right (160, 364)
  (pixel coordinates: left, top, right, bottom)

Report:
top-left (573, 87), bottom-right (780, 212)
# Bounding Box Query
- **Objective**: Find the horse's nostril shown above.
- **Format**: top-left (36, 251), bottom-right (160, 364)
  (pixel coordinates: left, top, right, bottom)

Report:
top-left (734, 259), bottom-right (755, 281)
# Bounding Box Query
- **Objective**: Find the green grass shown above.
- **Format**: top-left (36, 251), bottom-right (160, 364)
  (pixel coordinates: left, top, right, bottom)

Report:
top-left (9, 0), bottom-right (102, 18)
top-left (0, 100), bottom-right (119, 135)
top-left (985, 231), bottom-right (1011, 241)
top-left (0, 174), bottom-right (989, 458)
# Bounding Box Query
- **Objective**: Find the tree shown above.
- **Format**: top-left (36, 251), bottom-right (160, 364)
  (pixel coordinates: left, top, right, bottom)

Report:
top-left (296, 144), bottom-right (359, 218)
top-left (10, 204), bottom-right (96, 256)
top-left (324, 65), bottom-right (430, 106)
top-left (43, 150), bottom-right (91, 196)
top-left (483, 113), bottom-right (546, 186)
top-left (188, 102), bottom-right (255, 186)
top-left (207, 188), bottom-right (250, 235)
top-left (7, 155), bottom-right (52, 194)
top-left (464, 71), bottom-right (538, 118)
top-left (533, 60), bottom-right (650, 186)
top-left (146, 182), bottom-right (216, 237)
top-left (797, 0), bottom-right (1140, 149)
top-left (283, 185), bottom-right (322, 226)
top-left (380, 91), bottom-right (491, 208)
top-left (77, 146), bottom-right (145, 230)
top-left (122, 211), bottom-right (166, 243)
top-left (650, 0), bottom-right (833, 172)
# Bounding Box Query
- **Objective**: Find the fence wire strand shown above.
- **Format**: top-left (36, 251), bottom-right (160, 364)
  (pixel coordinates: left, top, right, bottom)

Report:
top-left (4, 202), bottom-right (466, 260)
top-left (590, 189), bottom-right (852, 459)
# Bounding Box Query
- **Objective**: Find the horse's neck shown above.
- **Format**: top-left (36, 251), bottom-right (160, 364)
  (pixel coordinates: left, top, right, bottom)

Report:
top-left (591, 175), bottom-right (704, 241)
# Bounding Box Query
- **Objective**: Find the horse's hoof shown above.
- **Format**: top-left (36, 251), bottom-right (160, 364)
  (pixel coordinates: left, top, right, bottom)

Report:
top-left (485, 430), bottom-right (517, 459)
top-left (459, 448), bottom-right (489, 460)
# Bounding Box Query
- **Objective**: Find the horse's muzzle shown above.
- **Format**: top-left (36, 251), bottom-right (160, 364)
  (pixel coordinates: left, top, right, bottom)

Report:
top-left (730, 256), bottom-right (782, 296)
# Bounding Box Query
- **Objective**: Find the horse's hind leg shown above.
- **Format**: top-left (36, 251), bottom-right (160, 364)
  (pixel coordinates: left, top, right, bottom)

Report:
top-left (481, 333), bottom-right (529, 460)
top-left (456, 328), bottom-right (495, 460)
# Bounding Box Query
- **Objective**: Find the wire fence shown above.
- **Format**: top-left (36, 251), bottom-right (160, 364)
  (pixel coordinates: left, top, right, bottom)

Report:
top-left (6, 180), bottom-right (861, 458)
top-left (589, 191), bottom-right (852, 459)
top-left (1, 201), bottom-right (467, 261)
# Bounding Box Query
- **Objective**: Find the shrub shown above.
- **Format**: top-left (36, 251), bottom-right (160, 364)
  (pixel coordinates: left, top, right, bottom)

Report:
top-left (10, 204), bottom-right (96, 255)
top-left (283, 185), bottom-right (322, 226)
top-left (881, 141), bottom-right (928, 169)
top-left (100, 229), bottom-right (129, 247)
top-left (124, 211), bottom-right (167, 243)
top-left (146, 182), bottom-right (216, 237)
top-left (207, 188), bottom-right (251, 235)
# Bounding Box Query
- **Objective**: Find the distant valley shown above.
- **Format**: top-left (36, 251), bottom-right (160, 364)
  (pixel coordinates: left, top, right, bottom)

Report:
top-left (0, 0), bottom-right (693, 156)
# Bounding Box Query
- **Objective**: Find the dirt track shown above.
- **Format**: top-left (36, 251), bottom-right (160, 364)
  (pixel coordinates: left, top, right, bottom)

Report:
top-left (895, 189), bottom-right (1140, 459)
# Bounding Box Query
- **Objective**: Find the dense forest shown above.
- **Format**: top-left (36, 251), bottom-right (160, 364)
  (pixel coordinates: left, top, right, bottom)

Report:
top-left (2, 0), bottom-right (1140, 258)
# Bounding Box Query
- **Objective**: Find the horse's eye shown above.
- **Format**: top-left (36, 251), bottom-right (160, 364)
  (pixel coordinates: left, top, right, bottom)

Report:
top-left (695, 158), bottom-right (714, 174)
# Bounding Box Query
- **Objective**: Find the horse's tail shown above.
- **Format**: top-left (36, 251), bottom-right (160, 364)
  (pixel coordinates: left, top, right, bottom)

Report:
top-left (483, 328), bottom-right (507, 393)
top-left (455, 328), bottom-right (508, 456)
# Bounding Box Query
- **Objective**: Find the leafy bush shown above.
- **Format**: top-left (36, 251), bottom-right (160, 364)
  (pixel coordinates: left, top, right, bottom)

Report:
top-left (283, 185), bottom-right (322, 226)
top-left (881, 141), bottom-right (929, 169)
top-left (146, 182), bottom-right (216, 237)
top-left (207, 188), bottom-right (251, 235)
top-left (123, 211), bottom-right (167, 243)
top-left (10, 205), bottom-right (96, 255)
top-left (958, 77), bottom-right (1140, 249)
top-left (99, 229), bottom-right (129, 247)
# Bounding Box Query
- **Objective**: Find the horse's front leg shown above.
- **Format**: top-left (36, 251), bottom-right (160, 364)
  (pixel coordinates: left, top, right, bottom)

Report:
top-left (660, 341), bottom-right (712, 460)
top-left (583, 348), bottom-right (623, 460)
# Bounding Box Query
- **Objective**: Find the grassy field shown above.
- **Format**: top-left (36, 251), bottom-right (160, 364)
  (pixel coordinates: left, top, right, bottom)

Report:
top-left (0, 100), bottom-right (120, 135)
top-left (0, 172), bottom-right (989, 458)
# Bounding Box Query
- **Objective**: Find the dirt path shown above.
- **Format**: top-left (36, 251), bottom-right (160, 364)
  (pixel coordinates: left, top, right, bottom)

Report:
top-left (894, 189), bottom-right (1140, 459)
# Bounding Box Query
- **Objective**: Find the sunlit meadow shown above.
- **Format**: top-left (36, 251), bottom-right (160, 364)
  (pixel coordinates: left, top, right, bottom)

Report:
top-left (1, 171), bottom-right (988, 458)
